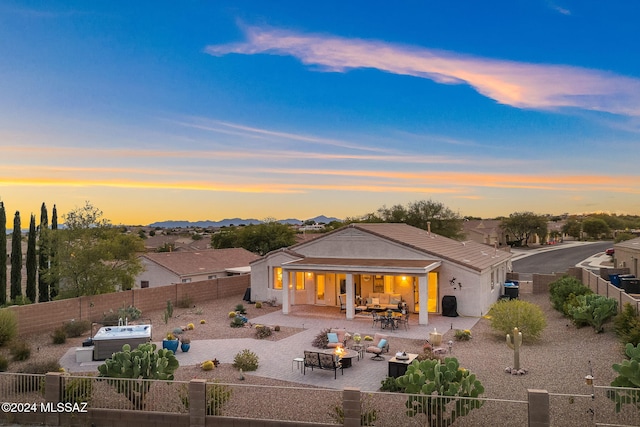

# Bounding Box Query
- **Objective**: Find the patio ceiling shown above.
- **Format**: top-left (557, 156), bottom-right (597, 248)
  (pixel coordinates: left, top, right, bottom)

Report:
top-left (282, 257), bottom-right (441, 275)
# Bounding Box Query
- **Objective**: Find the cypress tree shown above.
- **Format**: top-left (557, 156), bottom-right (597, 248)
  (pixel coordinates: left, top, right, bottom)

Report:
top-left (26, 214), bottom-right (37, 303)
top-left (38, 203), bottom-right (49, 302)
top-left (10, 211), bottom-right (22, 301)
top-left (0, 202), bottom-right (6, 305)
top-left (49, 204), bottom-right (59, 299)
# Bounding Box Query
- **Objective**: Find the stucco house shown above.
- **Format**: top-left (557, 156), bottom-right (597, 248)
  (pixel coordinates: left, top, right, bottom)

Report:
top-left (613, 237), bottom-right (640, 276)
top-left (250, 223), bottom-right (513, 325)
top-left (136, 248), bottom-right (260, 288)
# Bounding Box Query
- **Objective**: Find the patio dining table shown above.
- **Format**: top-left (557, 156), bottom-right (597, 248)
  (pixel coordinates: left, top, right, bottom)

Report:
top-left (379, 311), bottom-right (402, 331)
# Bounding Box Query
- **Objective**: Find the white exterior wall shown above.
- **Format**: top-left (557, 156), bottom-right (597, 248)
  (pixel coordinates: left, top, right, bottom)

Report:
top-left (137, 258), bottom-right (180, 288)
top-left (250, 251), bottom-right (301, 303)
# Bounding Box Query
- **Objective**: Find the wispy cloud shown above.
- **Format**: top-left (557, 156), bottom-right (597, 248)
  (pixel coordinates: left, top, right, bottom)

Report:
top-left (206, 25), bottom-right (640, 117)
top-left (546, 1), bottom-right (571, 15)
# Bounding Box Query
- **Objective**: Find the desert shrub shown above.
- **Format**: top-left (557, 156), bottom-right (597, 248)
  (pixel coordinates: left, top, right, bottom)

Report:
top-left (51, 327), bottom-right (67, 345)
top-left (9, 296), bottom-right (32, 306)
top-left (454, 329), bottom-right (472, 341)
top-left (180, 381), bottom-right (231, 415)
top-left (62, 376), bottom-right (93, 403)
top-left (312, 328), bottom-right (331, 349)
top-left (416, 347), bottom-right (443, 362)
top-left (20, 359), bottom-right (62, 374)
top-left (332, 394), bottom-right (377, 426)
top-left (255, 325), bottom-right (272, 339)
top-left (10, 341), bottom-right (32, 361)
top-left (234, 304), bottom-right (247, 315)
top-left (233, 349), bottom-right (259, 372)
top-left (230, 317), bottom-right (245, 328)
top-left (172, 327), bottom-right (184, 336)
top-left (255, 301), bottom-right (262, 309)
top-left (177, 295), bottom-right (193, 309)
top-left (567, 294), bottom-right (618, 333)
top-left (274, 325), bottom-right (280, 332)
top-left (63, 320), bottom-right (91, 338)
top-left (614, 304), bottom-right (640, 346)
top-left (380, 376), bottom-right (404, 392)
top-left (549, 276), bottom-right (592, 315)
top-left (0, 309), bottom-right (18, 346)
top-left (102, 305), bottom-right (142, 325)
top-left (0, 355), bottom-right (9, 371)
top-left (489, 299), bottom-right (546, 341)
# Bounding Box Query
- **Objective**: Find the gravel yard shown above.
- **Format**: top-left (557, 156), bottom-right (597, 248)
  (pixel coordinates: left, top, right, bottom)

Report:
top-left (2, 292), bottom-right (635, 426)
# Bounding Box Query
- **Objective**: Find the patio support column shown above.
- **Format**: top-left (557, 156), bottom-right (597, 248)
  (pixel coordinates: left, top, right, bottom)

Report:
top-left (418, 274), bottom-right (429, 325)
top-left (282, 268), bottom-right (290, 314)
top-left (345, 273), bottom-right (355, 320)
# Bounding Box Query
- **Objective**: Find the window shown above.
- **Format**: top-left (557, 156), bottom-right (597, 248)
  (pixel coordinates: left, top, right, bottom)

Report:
top-left (208, 275), bottom-right (216, 280)
top-left (296, 272), bottom-right (305, 290)
top-left (140, 281), bottom-right (149, 289)
top-left (273, 267), bottom-right (283, 290)
top-left (182, 278), bottom-right (192, 283)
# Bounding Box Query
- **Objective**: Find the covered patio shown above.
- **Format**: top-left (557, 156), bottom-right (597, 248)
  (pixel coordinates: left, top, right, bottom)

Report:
top-left (279, 257), bottom-right (441, 325)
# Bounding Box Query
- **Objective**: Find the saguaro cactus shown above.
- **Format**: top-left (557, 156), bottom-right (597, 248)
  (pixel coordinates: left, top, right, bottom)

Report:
top-left (506, 327), bottom-right (522, 370)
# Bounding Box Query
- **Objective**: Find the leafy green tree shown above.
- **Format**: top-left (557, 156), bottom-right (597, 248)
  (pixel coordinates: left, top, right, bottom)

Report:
top-left (500, 212), bottom-right (547, 247)
top-left (43, 202), bottom-right (144, 298)
top-left (562, 218), bottom-right (582, 240)
top-left (211, 221), bottom-right (296, 255)
top-left (582, 218), bottom-right (610, 239)
top-left (357, 199), bottom-right (464, 239)
top-left (0, 202), bottom-right (6, 306)
top-left (10, 211), bottom-right (22, 300)
top-left (38, 203), bottom-right (50, 302)
top-left (25, 214), bottom-right (37, 304)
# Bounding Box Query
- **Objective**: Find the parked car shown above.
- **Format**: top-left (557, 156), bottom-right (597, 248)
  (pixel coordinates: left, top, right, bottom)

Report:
top-left (605, 248), bottom-right (615, 256)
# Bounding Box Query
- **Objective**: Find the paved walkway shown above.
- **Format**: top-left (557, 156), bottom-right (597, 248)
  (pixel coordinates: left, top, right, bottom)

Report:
top-left (60, 310), bottom-right (479, 392)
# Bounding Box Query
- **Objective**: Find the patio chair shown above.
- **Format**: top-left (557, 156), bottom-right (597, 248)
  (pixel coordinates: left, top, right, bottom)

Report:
top-left (365, 333), bottom-right (389, 360)
top-left (326, 328), bottom-right (348, 348)
top-left (397, 312), bottom-right (410, 330)
top-left (338, 294), bottom-right (346, 313)
top-left (371, 311), bottom-right (381, 328)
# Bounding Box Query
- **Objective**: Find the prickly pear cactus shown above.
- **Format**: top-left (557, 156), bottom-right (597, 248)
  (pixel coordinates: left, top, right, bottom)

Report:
top-left (395, 357), bottom-right (484, 427)
top-left (506, 327), bottom-right (523, 370)
top-left (98, 343), bottom-right (179, 409)
top-left (609, 343), bottom-right (640, 412)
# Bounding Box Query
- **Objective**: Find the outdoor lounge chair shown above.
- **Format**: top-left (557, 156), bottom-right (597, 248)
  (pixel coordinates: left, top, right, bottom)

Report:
top-left (365, 333), bottom-right (389, 360)
top-left (326, 329), bottom-right (348, 348)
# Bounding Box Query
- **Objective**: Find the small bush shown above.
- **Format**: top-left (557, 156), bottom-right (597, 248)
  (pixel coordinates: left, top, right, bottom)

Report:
top-left (312, 328), bottom-right (331, 349)
top-left (180, 381), bottom-right (231, 415)
top-left (230, 317), bottom-right (245, 328)
top-left (9, 296), bottom-right (32, 306)
top-left (489, 299), bottom-right (547, 342)
top-left (233, 349), bottom-right (259, 371)
top-left (20, 359), bottom-right (62, 374)
top-left (255, 325), bottom-right (272, 339)
top-left (51, 327), bottom-right (67, 345)
top-left (234, 304), bottom-right (246, 315)
top-left (63, 320), bottom-right (91, 338)
top-left (10, 341), bottom-right (31, 361)
top-left (380, 376), bottom-right (404, 392)
top-left (173, 327), bottom-right (184, 336)
top-left (62, 376), bottom-right (93, 403)
top-left (177, 296), bottom-right (193, 309)
top-left (255, 301), bottom-right (262, 309)
top-left (0, 355), bottom-right (9, 371)
top-left (274, 325), bottom-right (280, 332)
top-left (228, 311), bottom-right (237, 318)
top-left (454, 329), bottom-right (472, 341)
top-left (614, 304), bottom-right (640, 346)
top-left (0, 309), bottom-right (18, 346)
top-left (549, 276), bottom-right (592, 315)
top-left (102, 305), bottom-right (142, 325)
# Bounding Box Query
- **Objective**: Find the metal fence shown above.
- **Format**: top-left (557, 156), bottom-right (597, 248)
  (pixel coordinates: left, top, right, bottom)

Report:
top-left (0, 372), bottom-right (47, 403)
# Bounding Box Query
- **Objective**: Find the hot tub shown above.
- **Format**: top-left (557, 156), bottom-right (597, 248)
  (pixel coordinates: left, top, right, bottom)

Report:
top-left (92, 325), bottom-right (152, 360)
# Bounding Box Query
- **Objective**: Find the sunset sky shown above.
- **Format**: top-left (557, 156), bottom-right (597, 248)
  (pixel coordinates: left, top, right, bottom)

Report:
top-left (1, 1), bottom-right (639, 226)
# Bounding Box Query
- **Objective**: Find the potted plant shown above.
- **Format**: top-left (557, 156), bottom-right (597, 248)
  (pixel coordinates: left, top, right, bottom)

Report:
top-left (180, 337), bottom-right (191, 352)
top-left (162, 332), bottom-right (179, 354)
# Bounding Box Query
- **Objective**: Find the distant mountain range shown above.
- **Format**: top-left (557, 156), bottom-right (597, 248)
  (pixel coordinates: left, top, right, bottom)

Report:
top-left (148, 215), bottom-right (341, 228)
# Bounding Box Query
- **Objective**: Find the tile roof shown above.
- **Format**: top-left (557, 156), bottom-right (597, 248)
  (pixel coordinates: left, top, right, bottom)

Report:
top-left (349, 223), bottom-right (512, 272)
top-left (616, 236), bottom-right (640, 251)
top-left (142, 248), bottom-right (260, 276)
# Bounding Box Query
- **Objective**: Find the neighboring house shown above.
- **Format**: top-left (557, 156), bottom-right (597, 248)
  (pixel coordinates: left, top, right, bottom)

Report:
top-left (136, 248), bottom-right (260, 288)
top-left (462, 219), bottom-right (508, 247)
top-left (614, 237), bottom-right (640, 276)
top-left (250, 223), bottom-right (513, 325)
